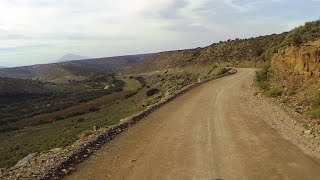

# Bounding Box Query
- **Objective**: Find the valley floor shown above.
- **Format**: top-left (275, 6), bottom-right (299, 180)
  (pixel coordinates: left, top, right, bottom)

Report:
top-left (66, 69), bottom-right (320, 179)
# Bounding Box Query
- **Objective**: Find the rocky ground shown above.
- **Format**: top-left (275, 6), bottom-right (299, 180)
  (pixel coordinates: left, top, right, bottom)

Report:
top-left (243, 80), bottom-right (320, 160)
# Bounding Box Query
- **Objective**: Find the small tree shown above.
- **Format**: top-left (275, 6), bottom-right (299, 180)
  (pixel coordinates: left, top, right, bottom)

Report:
top-left (254, 48), bottom-right (264, 57)
top-left (292, 33), bottom-right (303, 46)
top-left (254, 48), bottom-right (264, 67)
top-left (146, 88), bottom-right (159, 97)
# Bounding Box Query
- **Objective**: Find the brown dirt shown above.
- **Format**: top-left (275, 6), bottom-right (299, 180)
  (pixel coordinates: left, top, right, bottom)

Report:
top-left (65, 68), bottom-right (320, 180)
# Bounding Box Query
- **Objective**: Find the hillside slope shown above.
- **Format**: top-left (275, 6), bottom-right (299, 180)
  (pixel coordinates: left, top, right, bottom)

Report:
top-left (0, 54), bottom-right (153, 82)
top-left (131, 33), bottom-right (286, 73)
top-left (268, 41), bottom-right (320, 113)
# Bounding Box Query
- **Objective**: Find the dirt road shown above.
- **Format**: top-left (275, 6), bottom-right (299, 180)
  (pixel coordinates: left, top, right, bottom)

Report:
top-left (66, 68), bottom-right (320, 180)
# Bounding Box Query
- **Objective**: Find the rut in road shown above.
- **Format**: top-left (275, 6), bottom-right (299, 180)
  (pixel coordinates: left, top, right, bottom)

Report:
top-left (66, 68), bottom-right (320, 180)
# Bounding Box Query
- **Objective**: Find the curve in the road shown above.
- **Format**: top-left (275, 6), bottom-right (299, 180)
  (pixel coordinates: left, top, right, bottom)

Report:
top-left (66, 68), bottom-right (320, 180)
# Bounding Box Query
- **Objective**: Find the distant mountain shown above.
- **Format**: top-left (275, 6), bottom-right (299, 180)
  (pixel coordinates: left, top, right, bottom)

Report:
top-left (56, 53), bottom-right (89, 62)
top-left (0, 54), bottom-right (154, 82)
top-left (0, 66), bottom-right (6, 69)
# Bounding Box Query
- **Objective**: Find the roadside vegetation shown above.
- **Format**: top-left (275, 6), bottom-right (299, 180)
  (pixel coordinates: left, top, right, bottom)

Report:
top-left (0, 75), bottom-right (144, 168)
top-left (282, 20), bottom-right (320, 47)
top-left (255, 63), bottom-right (270, 91)
top-left (146, 88), bottom-right (159, 97)
top-left (255, 63), bottom-right (282, 97)
top-left (1, 69), bottom-right (202, 168)
top-left (217, 68), bottom-right (230, 75)
top-left (256, 20), bottom-right (320, 100)
top-left (0, 74), bottom-right (124, 127)
top-left (261, 20), bottom-right (320, 62)
top-left (310, 92), bottom-right (320, 118)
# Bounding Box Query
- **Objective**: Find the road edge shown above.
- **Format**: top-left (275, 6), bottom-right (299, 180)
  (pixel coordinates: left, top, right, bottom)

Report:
top-left (0, 69), bottom-right (237, 180)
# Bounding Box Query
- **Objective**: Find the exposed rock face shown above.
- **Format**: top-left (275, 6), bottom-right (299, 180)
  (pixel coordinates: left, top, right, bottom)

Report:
top-left (270, 40), bottom-right (320, 110)
top-left (272, 41), bottom-right (320, 77)
top-left (295, 44), bottom-right (320, 77)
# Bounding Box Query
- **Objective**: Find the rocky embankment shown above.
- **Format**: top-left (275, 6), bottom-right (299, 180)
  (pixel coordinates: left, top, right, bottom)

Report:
top-left (0, 69), bottom-right (236, 180)
top-left (270, 40), bottom-right (320, 113)
top-left (244, 85), bottom-right (320, 161)
top-left (252, 41), bottom-right (320, 160)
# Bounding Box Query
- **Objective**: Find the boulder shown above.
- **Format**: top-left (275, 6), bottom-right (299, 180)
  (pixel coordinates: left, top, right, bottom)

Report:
top-left (14, 153), bottom-right (38, 168)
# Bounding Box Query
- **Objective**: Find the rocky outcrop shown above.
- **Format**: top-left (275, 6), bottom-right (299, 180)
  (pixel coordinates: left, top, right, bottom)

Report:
top-left (269, 40), bottom-right (320, 112)
top-left (272, 41), bottom-right (320, 77)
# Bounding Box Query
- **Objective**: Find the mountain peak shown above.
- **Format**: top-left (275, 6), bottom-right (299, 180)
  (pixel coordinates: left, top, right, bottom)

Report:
top-left (57, 54), bottom-right (89, 63)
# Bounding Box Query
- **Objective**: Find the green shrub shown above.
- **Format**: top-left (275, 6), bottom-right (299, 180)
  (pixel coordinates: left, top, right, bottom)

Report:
top-left (256, 63), bottom-right (270, 82)
top-left (292, 33), bottom-right (303, 46)
top-left (125, 91), bottom-right (138, 99)
top-left (113, 80), bottom-right (125, 92)
top-left (65, 111), bottom-right (86, 118)
top-left (54, 116), bottom-right (65, 121)
top-left (256, 62), bottom-right (271, 91)
top-left (135, 77), bottom-right (146, 87)
top-left (254, 48), bottom-right (264, 57)
top-left (0, 126), bottom-right (20, 133)
top-left (77, 118), bottom-right (85, 122)
top-left (282, 20), bottom-right (320, 47)
top-left (257, 81), bottom-right (270, 90)
top-left (267, 88), bottom-right (282, 97)
top-left (31, 120), bottom-right (48, 126)
top-left (89, 107), bottom-right (100, 112)
top-left (287, 89), bottom-right (296, 96)
top-left (218, 68), bottom-right (230, 75)
top-left (310, 108), bottom-right (320, 118)
top-left (311, 92), bottom-right (320, 109)
top-left (146, 88), bottom-right (159, 97)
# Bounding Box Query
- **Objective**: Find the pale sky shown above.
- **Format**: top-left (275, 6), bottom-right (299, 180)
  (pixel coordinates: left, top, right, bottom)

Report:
top-left (0, 0), bottom-right (319, 66)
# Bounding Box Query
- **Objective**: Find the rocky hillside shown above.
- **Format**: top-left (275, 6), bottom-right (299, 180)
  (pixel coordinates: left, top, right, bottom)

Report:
top-left (269, 41), bottom-right (320, 112)
top-left (131, 33), bottom-right (286, 73)
top-left (0, 30), bottom-right (289, 82)
top-left (255, 20), bottom-right (320, 116)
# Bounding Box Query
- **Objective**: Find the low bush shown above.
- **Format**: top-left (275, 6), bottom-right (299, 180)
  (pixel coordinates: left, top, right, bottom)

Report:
top-left (125, 92), bottom-right (138, 99)
top-left (311, 92), bottom-right (320, 109)
top-left (0, 126), bottom-right (20, 133)
top-left (256, 63), bottom-right (270, 82)
top-left (31, 120), bottom-right (48, 126)
top-left (146, 88), bottom-right (159, 97)
top-left (310, 108), bottom-right (320, 118)
top-left (256, 63), bottom-right (271, 91)
top-left (77, 118), bottom-right (85, 122)
top-left (218, 68), bottom-right (230, 75)
top-left (54, 116), bottom-right (65, 121)
top-left (89, 107), bottom-right (100, 112)
top-left (309, 92), bottom-right (320, 118)
top-left (287, 89), bottom-right (296, 96)
top-left (267, 88), bottom-right (282, 97)
top-left (135, 77), bottom-right (146, 87)
top-left (67, 111), bottom-right (86, 118)
top-left (257, 81), bottom-right (270, 91)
